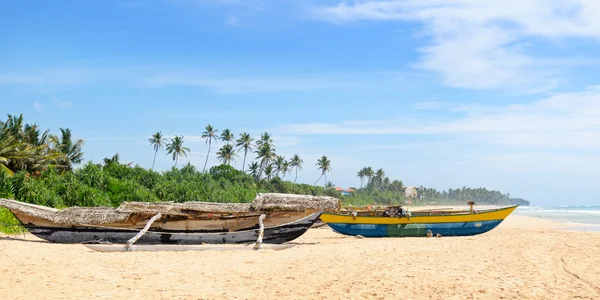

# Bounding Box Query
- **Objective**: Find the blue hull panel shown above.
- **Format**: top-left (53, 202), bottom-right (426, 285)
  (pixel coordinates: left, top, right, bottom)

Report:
top-left (328, 220), bottom-right (503, 237)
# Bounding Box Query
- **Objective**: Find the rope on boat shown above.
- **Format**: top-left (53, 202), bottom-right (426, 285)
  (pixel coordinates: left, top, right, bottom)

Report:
top-left (125, 213), bottom-right (161, 251)
top-left (252, 214), bottom-right (266, 250)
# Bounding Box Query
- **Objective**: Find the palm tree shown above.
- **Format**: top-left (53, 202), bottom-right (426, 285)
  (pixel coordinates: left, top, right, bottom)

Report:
top-left (0, 134), bottom-right (22, 176)
top-left (255, 142), bottom-right (276, 179)
top-left (201, 125), bottom-right (218, 172)
top-left (220, 128), bottom-right (234, 146)
top-left (357, 167), bottom-right (367, 188)
top-left (247, 161), bottom-right (259, 180)
top-left (148, 131), bottom-right (166, 171)
top-left (235, 132), bottom-right (254, 171)
top-left (4, 114), bottom-right (25, 140)
top-left (374, 168), bottom-right (385, 189)
top-left (264, 164), bottom-right (274, 180)
top-left (256, 131), bottom-right (273, 148)
top-left (314, 155), bottom-right (331, 186)
top-left (383, 177), bottom-right (391, 190)
top-left (289, 154), bottom-right (303, 183)
top-left (216, 144), bottom-right (237, 165)
top-left (49, 128), bottom-right (85, 170)
top-left (103, 153), bottom-right (120, 166)
top-left (0, 115), bottom-right (66, 175)
top-left (24, 123), bottom-right (49, 146)
top-left (364, 166), bottom-right (374, 187)
top-left (273, 155), bottom-right (286, 178)
top-left (166, 135), bottom-right (190, 167)
top-left (281, 160), bottom-right (291, 180)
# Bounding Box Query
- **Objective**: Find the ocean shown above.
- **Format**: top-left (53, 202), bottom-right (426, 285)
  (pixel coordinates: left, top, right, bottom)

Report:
top-left (515, 205), bottom-right (600, 229)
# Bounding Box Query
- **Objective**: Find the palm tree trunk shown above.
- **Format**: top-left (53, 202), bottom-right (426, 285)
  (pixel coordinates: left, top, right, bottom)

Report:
top-left (258, 159), bottom-right (266, 179)
top-left (314, 173), bottom-right (323, 186)
top-left (294, 167), bottom-right (298, 183)
top-left (151, 149), bottom-right (158, 171)
top-left (324, 173), bottom-right (327, 186)
top-left (175, 155), bottom-right (178, 168)
top-left (242, 150), bottom-right (247, 172)
top-left (203, 141), bottom-right (211, 172)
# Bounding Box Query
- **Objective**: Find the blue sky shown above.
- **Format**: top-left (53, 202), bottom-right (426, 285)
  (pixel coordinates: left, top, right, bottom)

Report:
top-left (2, 0), bottom-right (600, 205)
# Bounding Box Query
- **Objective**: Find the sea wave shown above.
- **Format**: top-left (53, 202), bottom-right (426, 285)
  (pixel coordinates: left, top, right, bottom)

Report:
top-left (515, 206), bottom-right (600, 225)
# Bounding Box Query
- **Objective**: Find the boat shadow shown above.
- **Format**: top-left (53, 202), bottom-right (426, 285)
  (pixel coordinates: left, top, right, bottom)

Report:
top-left (0, 236), bottom-right (49, 244)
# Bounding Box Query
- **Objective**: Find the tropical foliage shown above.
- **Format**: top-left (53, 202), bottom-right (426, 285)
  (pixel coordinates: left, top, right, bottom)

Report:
top-left (201, 125), bottom-right (218, 172)
top-left (235, 132), bottom-right (254, 172)
top-left (148, 131), bottom-right (166, 170)
top-left (314, 155), bottom-right (331, 186)
top-left (346, 166), bottom-right (530, 207)
top-left (165, 135), bottom-right (190, 167)
top-left (0, 114), bottom-right (83, 176)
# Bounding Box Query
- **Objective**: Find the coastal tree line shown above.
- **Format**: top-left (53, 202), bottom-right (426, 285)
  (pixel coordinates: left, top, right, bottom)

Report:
top-left (148, 126), bottom-right (332, 187)
top-left (353, 167), bottom-right (528, 205)
top-left (0, 114), bottom-right (529, 211)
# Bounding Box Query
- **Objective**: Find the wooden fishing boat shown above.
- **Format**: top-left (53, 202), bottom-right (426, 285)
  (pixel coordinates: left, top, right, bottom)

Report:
top-left (20, 211), bottom-right (322, 245)
top-left (0, 193), bottom-right (338, 244)
top-left (320, 205), bottom-right (518, 237)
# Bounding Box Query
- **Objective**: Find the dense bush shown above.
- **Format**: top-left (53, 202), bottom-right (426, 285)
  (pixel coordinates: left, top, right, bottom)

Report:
top-left (0, 163), bottom-right (333, 209)
top-left (0, 162), bottom-right (528, 209)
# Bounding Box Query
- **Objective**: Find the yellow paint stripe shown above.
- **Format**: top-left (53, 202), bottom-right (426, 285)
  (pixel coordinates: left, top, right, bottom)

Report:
top-left (320, 206), bottom-right (518, 225)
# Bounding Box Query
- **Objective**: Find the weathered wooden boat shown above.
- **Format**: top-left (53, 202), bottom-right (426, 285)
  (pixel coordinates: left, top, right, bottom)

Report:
top-left (0, 193), bottom-right (338, 244)
top-left (320, 205), bottom-right (518, 237)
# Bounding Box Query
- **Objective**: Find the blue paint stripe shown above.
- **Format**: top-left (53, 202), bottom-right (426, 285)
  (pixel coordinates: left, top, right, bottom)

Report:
top-left (328, 220), bottom-right (503, 237)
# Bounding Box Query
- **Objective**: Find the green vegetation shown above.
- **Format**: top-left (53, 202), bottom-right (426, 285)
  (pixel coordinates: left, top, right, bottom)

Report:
top-left (346, 167), bottom-right (530, 207)
top-left (0, 114), bottom-right (529, 234)
top-left (0, 114), bottom-right (84, 176)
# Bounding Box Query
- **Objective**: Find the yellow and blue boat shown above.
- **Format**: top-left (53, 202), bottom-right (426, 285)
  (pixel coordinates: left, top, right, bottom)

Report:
top-left (320, 205), bottom-right (518, 237)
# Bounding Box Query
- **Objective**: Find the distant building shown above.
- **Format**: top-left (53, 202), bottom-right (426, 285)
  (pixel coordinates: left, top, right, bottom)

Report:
top-left (336, 187), bottom-right (356, 196)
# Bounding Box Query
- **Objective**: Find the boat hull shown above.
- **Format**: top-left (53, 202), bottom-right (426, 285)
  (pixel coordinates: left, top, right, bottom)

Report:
top-left (327, 220), bottom-right (503, 237)
top-left (20, 211), bottom-right (323, 244)
top-left (320, 206), bottom-right (517, 238)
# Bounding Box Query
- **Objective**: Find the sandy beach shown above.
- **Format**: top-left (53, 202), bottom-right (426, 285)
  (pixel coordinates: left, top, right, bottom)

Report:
top-left (1, 214), bottom-right (599, 300)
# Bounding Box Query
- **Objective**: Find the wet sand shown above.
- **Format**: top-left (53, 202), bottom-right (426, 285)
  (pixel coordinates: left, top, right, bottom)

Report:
top-left (1, 215), bottom-right (599, 299)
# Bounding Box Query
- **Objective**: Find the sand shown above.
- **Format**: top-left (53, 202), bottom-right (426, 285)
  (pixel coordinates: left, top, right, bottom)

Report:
top-left (1, 215), bottom-right (599, 300)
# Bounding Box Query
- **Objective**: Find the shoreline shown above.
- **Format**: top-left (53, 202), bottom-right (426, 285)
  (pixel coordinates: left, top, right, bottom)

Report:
top-left (407, 204), bottom-right (600, 231)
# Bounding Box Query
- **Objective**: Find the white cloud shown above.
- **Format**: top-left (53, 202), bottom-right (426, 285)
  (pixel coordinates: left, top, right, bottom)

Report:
top-left (56, 101), bottom-right (73, 108)
top-left (33, 102), bottom-right (43, 111)
top-left (413, 101), bottom-right (447, 110)
top-left (0, 69), bottom-right (98, 86)
top-left (0, 66), bottom-right (401, 94)
top-left (312, 0), bottom-right (600, 90)
top-left (137, 73), bottom-right (351, 93)
top-left (278, 86), bottom-right (600, 150)
top-left (52, 97), bottom-right (73, 108)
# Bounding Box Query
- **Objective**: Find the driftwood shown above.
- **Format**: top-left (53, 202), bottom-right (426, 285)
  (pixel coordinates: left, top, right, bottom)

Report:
top-left (125, 213), bottom-right (161, 251)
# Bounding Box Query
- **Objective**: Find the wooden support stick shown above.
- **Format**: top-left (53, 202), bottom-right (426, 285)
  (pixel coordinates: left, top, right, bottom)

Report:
top-left (125, 213), bottom-right (161, 252)
top-left (252, 214), bottom-right (266, 250)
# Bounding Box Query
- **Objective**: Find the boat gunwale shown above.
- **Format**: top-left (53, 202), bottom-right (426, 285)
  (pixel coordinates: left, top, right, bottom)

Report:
top-left (20, 210), bottom-right (324, 235)
top-left (320, 205), bottom-right (518, 226)
top-left (322, 205), bottom-right (518, 219)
